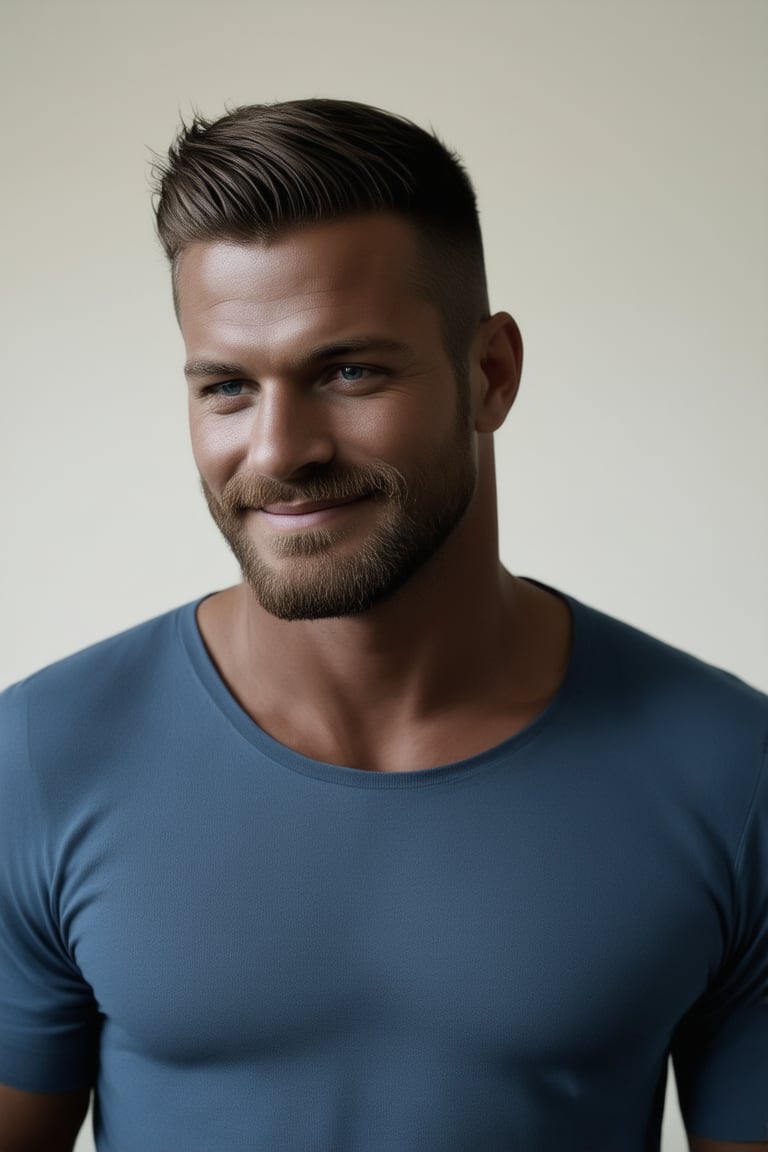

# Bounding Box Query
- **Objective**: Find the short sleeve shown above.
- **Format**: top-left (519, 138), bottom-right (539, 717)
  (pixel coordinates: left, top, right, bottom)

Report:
top-left (0, 683), bottom-right (99, 1091)
top-left (672, 724), bottom-right (768, 1142)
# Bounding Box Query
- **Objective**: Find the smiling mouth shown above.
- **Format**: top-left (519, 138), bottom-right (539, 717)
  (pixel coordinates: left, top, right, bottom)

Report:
top-left (257, 495), bottom-right (369, 529)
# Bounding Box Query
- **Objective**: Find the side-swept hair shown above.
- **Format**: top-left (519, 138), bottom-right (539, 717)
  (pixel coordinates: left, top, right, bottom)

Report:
top-left (152, 99), bottom-right (490, 376)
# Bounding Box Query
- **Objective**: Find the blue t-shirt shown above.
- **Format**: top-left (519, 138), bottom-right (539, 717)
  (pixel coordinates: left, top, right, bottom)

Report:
top-left (1, 587), bottom-right (766, 1151)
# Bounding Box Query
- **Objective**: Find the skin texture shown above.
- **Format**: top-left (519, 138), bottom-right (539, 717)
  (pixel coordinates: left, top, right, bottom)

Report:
top-left (0, 1084), bottom-right (90, 1152)
top-left (198, 360), bottom-right (478, 621)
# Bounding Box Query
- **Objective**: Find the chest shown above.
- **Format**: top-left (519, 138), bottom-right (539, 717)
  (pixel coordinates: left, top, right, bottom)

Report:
top-left (60, 756), bottom-right (721, 1076)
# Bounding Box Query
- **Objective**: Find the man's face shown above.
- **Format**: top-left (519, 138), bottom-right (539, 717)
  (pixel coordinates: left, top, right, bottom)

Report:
top-left (176, 214), bottom-right (479, 620)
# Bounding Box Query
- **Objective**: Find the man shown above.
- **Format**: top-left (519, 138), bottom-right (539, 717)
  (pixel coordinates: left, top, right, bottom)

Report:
top-left (0, 99), bottom-right (765, 1152)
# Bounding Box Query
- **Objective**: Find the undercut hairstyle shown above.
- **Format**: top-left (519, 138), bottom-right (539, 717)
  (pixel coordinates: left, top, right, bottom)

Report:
top-left (152, 99), bottom-right (490, 379)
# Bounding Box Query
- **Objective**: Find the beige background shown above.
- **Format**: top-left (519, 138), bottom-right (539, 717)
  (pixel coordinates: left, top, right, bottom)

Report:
top-left (1, 1), bottom-right (766, 1148)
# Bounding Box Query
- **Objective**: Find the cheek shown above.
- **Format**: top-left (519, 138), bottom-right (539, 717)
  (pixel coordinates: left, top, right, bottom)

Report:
top-left (189, 411), bottom-right (251, 490)
top-left (348, 390), bottom-right (457, 469)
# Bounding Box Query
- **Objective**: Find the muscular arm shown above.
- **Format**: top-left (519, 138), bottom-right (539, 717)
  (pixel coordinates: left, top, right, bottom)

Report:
top-left (0, 1084), bottom-right (90, 1152)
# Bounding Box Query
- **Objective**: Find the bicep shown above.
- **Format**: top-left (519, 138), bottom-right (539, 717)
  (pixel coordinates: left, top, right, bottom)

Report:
top-left (0, 1083), bottom-right (90, 1152)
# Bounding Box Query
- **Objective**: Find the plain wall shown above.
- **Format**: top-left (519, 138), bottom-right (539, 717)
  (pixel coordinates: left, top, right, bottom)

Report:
top-left (2, 2), bottom-right (766, 1149)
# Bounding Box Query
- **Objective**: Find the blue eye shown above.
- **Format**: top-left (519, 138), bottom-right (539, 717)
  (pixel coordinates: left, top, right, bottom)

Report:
top-left (218, 381), bottom-right (243, 396)
top-left (338, 365), bottom-right (367, 382)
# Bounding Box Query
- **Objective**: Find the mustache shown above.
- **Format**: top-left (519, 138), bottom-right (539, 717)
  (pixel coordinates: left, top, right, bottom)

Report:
top-left (216, 463), bottom-right (408, 514)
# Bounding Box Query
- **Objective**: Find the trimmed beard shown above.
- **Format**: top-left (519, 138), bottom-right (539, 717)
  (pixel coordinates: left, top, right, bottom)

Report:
top-left (201, 423), bottom-right (476, 622)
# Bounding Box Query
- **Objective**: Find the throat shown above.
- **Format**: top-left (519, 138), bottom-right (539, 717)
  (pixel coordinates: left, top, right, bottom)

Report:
top-left (195, 575), bottom-right (573, 774)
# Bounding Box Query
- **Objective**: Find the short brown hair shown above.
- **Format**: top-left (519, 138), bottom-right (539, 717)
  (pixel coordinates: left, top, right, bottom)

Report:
top-left (152, 99), bottom-right (490, 376)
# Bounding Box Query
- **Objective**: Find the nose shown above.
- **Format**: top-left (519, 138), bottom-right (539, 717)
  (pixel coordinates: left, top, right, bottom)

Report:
top-left (245, 383), bottom-right (336, 481)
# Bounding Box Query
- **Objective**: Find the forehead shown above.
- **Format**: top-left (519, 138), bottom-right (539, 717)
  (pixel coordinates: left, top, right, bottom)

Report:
top-left (174, 214), bottom-right (435, 353)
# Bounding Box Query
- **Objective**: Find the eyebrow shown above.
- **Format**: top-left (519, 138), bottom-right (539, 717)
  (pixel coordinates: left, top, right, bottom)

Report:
top-left (183, 337), bottom-right (413, 380)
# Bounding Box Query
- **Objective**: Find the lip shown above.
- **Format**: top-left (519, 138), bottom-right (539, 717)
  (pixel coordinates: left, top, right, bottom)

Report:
top-left (257, 495), bottom-right (368, 530)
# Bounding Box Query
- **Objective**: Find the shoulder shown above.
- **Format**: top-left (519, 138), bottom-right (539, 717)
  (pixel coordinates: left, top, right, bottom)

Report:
top-left (0, 600), bottom-right (202, 793)
top-left (2, 600), bottom-right (197, 713)
top-left (573, 594), bottom-right (768, 741)
top-left (566, 594), bottom-right (768, 850)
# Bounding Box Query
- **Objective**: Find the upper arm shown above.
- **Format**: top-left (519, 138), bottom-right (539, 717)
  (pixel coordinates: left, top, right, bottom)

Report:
top-left (674, 725), bottom-right (768, 1146)
top-left (0, 1083), bottom-right (90, 1152)
top-left (0, 686), bottom-right (99, 1095)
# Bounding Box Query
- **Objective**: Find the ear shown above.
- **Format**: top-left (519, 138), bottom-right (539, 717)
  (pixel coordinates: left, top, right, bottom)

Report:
top-left (471, 312), bottom-right (523, 433)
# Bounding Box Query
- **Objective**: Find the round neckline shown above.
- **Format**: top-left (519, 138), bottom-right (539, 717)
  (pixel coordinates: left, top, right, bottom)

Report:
top-left (177, 579), bottom-right (589, 790)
